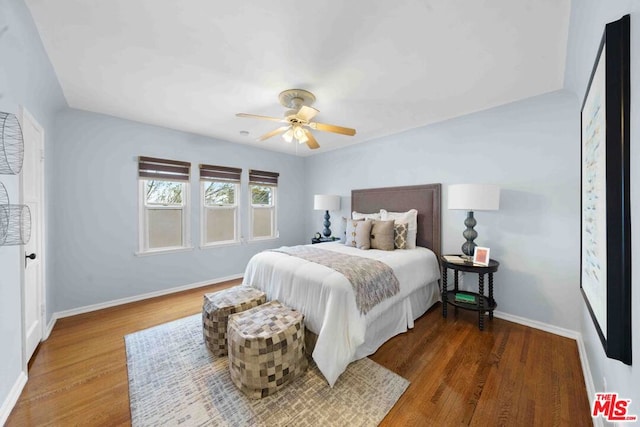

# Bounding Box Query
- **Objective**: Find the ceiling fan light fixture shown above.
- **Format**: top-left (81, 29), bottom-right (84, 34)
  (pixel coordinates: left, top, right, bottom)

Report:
top-left (293, 125), bottom-right (305, 140)
top-left (282, 128), bottom-right (294, 143)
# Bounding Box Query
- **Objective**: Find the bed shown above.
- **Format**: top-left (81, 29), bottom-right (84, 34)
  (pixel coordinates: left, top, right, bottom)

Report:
top-left (242, 184), bottom-right (442, 386)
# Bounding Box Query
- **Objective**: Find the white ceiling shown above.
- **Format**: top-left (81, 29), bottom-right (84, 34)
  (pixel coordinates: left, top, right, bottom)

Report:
top-left (25, 0), bottom-right (571, 157)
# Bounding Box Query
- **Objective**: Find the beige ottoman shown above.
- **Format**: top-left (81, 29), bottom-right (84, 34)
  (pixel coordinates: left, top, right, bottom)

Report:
top-left (227, 300), bottom-right (308, 399)
top-left (202, 286), bottom-right (266, 356)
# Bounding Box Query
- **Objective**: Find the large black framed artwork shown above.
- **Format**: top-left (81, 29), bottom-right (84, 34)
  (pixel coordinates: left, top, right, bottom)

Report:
top-left (580, 14), bottom-right (631, 365)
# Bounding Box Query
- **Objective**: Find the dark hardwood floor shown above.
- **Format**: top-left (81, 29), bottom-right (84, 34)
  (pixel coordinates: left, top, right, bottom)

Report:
top-left (8, 279), bottom-right (592, 426)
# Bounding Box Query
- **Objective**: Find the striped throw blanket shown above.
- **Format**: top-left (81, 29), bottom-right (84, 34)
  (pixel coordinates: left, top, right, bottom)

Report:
top-left (271, 246), bottom-right (399, 315)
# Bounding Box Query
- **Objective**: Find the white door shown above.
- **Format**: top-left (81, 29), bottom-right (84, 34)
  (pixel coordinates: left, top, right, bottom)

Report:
top-left (20, 107), bottom-right (44, 362)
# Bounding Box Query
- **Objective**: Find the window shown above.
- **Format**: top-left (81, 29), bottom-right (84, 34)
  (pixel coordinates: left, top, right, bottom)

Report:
top-left (138, 156), bottom-right (190, 253)
top-left (249, 169), bottom-right (279, 240)
top-left (200, 164), bottom-right (241, 246)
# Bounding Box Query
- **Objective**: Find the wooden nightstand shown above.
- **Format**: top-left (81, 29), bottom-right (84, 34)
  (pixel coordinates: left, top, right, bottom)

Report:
top-left (441, 255), bottom-right (500, 331)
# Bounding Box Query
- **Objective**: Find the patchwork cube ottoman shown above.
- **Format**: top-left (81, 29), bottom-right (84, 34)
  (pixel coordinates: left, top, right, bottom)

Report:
top-left (202, 285), bottom-right (267, 356)
top-left (227, 300), bottom-right (308, 399)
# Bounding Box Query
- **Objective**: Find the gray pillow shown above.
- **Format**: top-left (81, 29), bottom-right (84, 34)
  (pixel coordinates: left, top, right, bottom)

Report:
top-left (370, 220), bottom-right (395, 251)
top-left (345, 219), bottom-right (372, 249)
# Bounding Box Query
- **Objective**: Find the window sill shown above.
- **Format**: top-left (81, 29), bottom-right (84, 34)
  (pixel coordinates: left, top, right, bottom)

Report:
top-left (135, 246), bottom-right (194, 257)
top-left (200, 241), bottom-right (241, 250)
top-left (247, 237), bottom-right (279, 244)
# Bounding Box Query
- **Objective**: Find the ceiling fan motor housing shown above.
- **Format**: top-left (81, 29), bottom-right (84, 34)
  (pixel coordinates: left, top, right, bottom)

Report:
top-left (278, 89), bottom-right (316, 110)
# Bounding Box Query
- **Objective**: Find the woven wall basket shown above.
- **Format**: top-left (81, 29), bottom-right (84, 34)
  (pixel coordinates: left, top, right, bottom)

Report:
top-left (0, 111), bottom-right (24, 175)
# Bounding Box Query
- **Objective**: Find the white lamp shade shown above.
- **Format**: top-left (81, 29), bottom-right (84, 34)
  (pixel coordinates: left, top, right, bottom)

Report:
top-left (314, 194), bottom-right (341, 211)
top-left (448, 184), bottom-right (500, 211)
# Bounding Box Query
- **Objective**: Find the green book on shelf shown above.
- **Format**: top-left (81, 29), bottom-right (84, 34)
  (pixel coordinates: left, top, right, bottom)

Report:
top-left (454, 293), bottom-right (476, 304)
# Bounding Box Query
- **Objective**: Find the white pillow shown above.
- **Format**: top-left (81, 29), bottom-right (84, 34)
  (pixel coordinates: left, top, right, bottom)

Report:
top-left (380, 209), bottom-right (418, 249)
top-left (352, 211), bottom-right (381, 220)
top-left (340, 216), bottom-right (348, 242)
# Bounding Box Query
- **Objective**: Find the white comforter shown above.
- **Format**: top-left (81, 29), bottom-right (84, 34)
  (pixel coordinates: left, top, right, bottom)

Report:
top-left (242, 242), bottom-right (440, 386)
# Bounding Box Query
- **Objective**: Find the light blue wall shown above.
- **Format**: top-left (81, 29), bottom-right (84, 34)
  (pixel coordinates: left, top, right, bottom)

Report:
top-left (3, 0), bottom-right (637, 419)
top-left (0, 0), bottom-right (66, 415)
top-left (52, 109), bottom-right (306, 312)
top-left (305, 90), bottom-right (581, 331)
top-left (564, 0), bottom-right (639, 416)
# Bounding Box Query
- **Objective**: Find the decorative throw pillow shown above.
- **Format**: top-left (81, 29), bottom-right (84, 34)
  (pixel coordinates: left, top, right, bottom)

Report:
top-left (370, 220), bottom-right (395, 251)
top-left (344, 218), bottom-right (364, 247)
top-left (381, 209), bottom-right (418, 249)
top-left (352, 211), bottom-right (381, 220)
top-left (345, 219), bottom-right (372, 249)
top-left (393, 222), bottom-right (408, 249)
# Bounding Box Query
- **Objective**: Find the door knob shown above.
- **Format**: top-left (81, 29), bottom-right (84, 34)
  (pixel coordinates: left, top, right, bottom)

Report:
top-left (25, 252), bottom-right (36, 268)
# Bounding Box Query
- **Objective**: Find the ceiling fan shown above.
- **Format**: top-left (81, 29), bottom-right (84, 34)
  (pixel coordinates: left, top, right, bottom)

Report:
top-left (236, 89), bottom-right (356, 150)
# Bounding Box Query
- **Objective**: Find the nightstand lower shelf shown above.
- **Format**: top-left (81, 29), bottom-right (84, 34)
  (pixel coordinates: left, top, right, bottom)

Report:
top-left (445, 290), bottom-right (496, 313)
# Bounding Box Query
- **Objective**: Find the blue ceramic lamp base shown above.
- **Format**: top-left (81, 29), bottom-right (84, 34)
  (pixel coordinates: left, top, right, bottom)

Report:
top-left (461, 210), bottom-right (478, 258)
top-left (322, 210), bottom-right (332, 237)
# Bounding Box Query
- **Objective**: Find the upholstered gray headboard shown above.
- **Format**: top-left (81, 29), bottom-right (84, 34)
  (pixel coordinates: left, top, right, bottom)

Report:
top-left (351, 184), bottom-right (442, 259)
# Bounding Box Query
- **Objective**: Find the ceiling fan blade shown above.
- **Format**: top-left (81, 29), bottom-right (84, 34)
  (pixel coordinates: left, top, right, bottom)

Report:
top-left (236, 113), bottom-right (286, 123)
top-left (308, 122), bottom-right (356, 136)
top-left (258, 126), bottom-right (291, 141)
top-left (304, 129), bottom-right (320, 149)
top-left (296, 106), bottom-right (319, 122)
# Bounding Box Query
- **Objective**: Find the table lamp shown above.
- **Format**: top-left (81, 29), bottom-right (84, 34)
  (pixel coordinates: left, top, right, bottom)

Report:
top-left (448, 184), bottom-right (500, 259)
top-left (314, 194), bottom-right (341, 237)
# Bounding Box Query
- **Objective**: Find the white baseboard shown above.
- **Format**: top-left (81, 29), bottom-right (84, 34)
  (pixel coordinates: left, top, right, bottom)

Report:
top-left (43, 313), bottom-right (57, 340)
top-left (493, 310), bottom-right (580, 340)
top-left (45, 273), bottom-right (243, 336)
top-left (575, 334), bottom-right (601, 427)
top-left (0, 370), bottom-right (27, 426)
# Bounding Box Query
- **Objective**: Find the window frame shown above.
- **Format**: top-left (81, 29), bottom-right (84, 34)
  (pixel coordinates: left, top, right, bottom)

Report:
top-left (249, 183), bottom-right (278, 241)
top-left (137, 157), bottom-right (192, 255)
top-left (201, 179), bottom-right (240, 248)
top-left (138, 179), bottom-right (191, 254)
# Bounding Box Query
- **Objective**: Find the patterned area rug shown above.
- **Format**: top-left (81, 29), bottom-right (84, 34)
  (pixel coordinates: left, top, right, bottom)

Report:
top-left (125, 314), bottom-right (409, 426)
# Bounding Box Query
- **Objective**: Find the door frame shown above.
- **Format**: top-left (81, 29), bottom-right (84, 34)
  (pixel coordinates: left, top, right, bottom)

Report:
top-left (18, 105), bottom-right (46, 369)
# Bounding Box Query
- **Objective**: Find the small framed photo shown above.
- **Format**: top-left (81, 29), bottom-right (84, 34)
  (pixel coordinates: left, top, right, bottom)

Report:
top-left (473, 247), bottom-right (490, 266)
